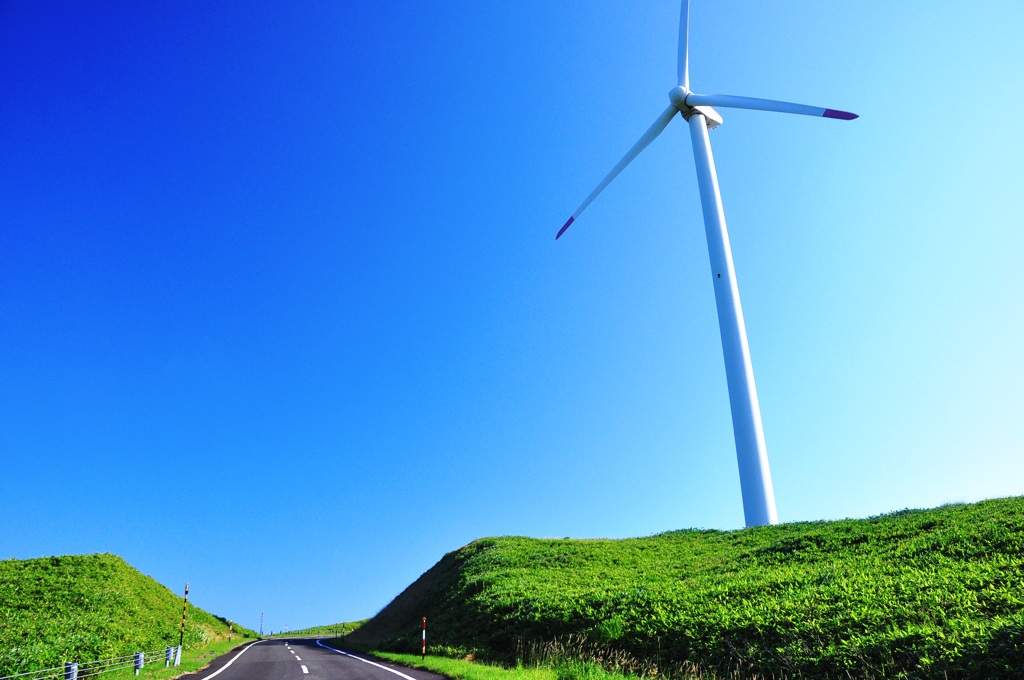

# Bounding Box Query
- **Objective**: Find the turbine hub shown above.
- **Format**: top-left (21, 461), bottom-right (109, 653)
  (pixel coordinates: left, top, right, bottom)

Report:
top-left (668, 86), bottom-right (689, 112)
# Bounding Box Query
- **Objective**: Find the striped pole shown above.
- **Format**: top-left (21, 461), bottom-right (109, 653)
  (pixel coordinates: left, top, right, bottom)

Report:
top-left (421, 617), bottom-right (426, 659)
top-left (179, 583), bottom-right (190, 648)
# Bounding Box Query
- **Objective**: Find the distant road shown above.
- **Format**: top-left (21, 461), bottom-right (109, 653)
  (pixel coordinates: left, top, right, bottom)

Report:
top-left (179, 638), bottom-right (446, 680)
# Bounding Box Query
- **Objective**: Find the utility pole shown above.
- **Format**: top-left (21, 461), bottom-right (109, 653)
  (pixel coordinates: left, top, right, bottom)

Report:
top-left (179, 583), bottom-right (190, 648)
top-left (260, 611), bottom-right (264, 637)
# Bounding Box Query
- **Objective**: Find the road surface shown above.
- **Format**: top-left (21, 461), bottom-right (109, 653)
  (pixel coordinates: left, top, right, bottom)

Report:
top-left (179, 638), bottom-right (446, 680)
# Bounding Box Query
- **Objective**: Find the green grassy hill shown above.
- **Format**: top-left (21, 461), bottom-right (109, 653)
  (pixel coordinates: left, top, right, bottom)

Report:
top-left (283, 620), bottom-right (367, 638)
top-left (0, 553), bottom-right (254, 676)
top-left (351, 497), bottom-right (1024, 679)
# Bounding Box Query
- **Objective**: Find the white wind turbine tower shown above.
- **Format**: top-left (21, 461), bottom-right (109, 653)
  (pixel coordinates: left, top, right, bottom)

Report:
top-left (557, 1), bottom-right (857, 527)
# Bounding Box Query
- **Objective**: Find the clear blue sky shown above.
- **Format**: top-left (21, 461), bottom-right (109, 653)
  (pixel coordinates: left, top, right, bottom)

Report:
top-left (2, 1), bottom-right (1022, 633)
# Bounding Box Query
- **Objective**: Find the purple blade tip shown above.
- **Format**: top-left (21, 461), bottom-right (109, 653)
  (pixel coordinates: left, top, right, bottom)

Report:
top-left (823, 108), bottom-right (858, 120)
top-left (555, 216), bottom-right (574, 240)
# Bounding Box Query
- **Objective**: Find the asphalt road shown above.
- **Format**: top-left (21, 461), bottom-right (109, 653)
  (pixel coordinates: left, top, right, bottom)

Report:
top-left (180, 638), bottom-right (446, 680)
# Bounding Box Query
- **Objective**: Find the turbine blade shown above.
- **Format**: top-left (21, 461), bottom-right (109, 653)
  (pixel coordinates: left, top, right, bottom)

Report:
top-left (557, 105), bottom-right (678, 240)
top-left (685, 93), bottom-right (858, 120)
top-left (677, 0), bottom-right (690, 89)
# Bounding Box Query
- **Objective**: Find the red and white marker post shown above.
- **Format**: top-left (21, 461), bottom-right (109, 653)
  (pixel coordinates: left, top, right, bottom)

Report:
top-left (421, 617), bottom-right (426, 659)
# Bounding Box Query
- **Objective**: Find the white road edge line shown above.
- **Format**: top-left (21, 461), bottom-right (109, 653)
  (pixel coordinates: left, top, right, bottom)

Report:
top-left (315, 639), bottom-right (418, 680)
top-left (201, 640), bottom-right (264, 680)
top-left (301, 665), bottom-right (309, 674)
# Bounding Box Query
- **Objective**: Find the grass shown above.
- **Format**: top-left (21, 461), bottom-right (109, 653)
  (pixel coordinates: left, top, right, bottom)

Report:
top-left (361, 650), bottom-right (557, 680)
top-left (326, 642), bottom-right (723, 680)
top-left (0, 553), bottom-right (256, 677)
top-left (348, 496), bottom-right (1024, 679)
top-left (321, 641), bottom-right (558, 680)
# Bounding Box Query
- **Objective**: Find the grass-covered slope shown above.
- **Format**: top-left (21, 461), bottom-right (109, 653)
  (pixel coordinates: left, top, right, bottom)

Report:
top-left (352, 497), bottom-right (1024, 679)
top-left (284, 620), bottom-right (367, 638)
top-left (0, 553), bottom-right (254, 676)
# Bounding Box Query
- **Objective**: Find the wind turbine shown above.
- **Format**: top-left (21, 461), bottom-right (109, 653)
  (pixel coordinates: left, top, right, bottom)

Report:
top-left (557, 1), bottom-right (857, 527)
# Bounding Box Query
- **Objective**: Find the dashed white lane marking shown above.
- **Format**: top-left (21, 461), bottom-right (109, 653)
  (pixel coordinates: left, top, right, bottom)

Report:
top-left (301, 665), bottom-right (309, 674)
top-left (315, 640), bottom-right (417, 680)
top-left (201, 640), bottom-right (264, 680)
top-left (295, 657), bottom-right (302, 661)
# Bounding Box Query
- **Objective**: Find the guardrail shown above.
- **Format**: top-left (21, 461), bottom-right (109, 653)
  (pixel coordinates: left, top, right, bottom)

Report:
top-left (0, 645), bottom-right (182, 680)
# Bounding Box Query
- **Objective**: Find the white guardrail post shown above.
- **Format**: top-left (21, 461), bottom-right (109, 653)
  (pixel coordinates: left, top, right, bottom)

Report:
top-left (64, 662), bottom-right (78, 680)
top-left (165, 646), bottom-right (173, 668)
top-left (175, 645), bottom-right (182, 666)
top-left (133, 652), bottom-right (143, 676)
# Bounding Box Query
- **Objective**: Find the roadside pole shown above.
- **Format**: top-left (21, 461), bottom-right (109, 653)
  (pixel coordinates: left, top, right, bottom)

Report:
top-left (179, 583), bottom-right (190, 648)
top-left (421, 617), bottom-right (426, 659)
top-left (260, 611), bottom-right (264, 637)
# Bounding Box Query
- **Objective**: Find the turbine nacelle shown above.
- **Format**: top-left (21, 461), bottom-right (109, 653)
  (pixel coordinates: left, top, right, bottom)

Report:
top-left (669, 86), bottom-right (723, 130)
